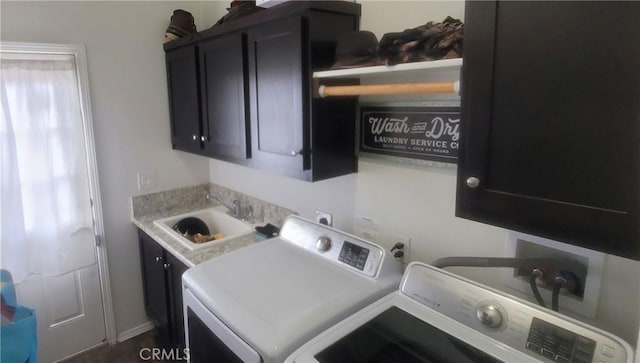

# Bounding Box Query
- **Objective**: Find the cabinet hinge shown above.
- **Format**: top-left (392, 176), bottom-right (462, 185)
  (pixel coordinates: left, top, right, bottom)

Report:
top-left (95, 235), bottom-right (102, 247)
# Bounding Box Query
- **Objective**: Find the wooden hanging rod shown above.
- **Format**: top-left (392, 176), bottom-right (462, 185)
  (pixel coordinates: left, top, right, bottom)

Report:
top-left (318, 80), bottom-right (460, 97)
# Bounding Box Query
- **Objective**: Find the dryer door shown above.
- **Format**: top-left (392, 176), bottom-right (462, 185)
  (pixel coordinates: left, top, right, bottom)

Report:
top-left (184, 288), bottom-right (261, 363)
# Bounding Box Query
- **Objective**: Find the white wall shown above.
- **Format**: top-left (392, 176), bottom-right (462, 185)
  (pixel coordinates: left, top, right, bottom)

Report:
top-left (1, 1), bottom-right (219, 337)
top-left (209, 160), bottom-right (357, 231)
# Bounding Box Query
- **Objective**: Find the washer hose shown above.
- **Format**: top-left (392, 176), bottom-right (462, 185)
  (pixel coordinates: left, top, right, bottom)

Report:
top-left (552, 276), bottom-right (566, 312)
top-left (530, 269), bottom-right (547, 308)
top-left (430, 256), bottom-right (579, 310)
top-left (431, 257), bottom-right (570, 270)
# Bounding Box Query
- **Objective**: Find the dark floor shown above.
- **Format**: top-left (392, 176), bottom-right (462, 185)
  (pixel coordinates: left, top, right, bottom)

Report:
top-left (61, 329), bottom-right (184, 363)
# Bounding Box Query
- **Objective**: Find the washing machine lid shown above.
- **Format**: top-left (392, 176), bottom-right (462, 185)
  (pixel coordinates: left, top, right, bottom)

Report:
top-left (287, 262), bottom-right (633, 363)
top-left (183, 236), bottom-right (401, 361)
top-left (285, 292), bottom-right (531, 363)
top-left (314, 304), bottom-right (507, 362)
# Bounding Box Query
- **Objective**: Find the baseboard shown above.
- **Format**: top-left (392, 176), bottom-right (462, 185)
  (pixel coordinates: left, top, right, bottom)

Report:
top-left (116, 320), bottom-right (155, 343)
top-left (55, 341), bottom-right (107, 363)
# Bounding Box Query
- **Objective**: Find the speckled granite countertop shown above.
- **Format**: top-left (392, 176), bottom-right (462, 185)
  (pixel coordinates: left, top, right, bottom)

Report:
top-left (131, 184), bottom-right (296, 267)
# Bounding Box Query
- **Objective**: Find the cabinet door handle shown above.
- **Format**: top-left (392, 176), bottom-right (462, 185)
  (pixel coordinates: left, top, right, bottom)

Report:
top-left (163, 263), bottom-right (171, 270)
top-left (192, 134), bottom-right (197, 141)
top-left (466, 177), bottom-right (480, 189)
top-left (200, 135), bottom-right (208, 143)
top-left (155, 256), bottom-right (163, 262)
top-left (290, 149), bottom-right (303, 157)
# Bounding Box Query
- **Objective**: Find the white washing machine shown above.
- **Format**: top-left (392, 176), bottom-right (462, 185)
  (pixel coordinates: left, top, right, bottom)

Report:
top-left (286, 262), bottom-right (633, 363)
top-left (182, 215), bottom-right (402, 363)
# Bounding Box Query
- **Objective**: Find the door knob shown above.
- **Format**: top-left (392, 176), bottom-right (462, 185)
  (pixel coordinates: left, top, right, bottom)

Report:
top-left (466, 177), bottom-right (480, 188)
top-left (155, 256), bottom-right (163, 262)
top-left (201, 136), bottom-right (208, 142)
top-left (192, 135), bottom-right (197, 141)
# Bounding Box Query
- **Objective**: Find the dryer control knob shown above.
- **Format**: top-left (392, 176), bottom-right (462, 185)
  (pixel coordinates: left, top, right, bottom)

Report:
top-left (476, 304), bottom-right (504, 330)
top-left (316, 236), bottom-right (332, 252)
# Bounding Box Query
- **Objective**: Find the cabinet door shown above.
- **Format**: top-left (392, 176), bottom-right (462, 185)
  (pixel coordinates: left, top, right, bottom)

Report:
top-left (199, 33), bottom-right (250, 162)
top-left (457, 1), bottom-right (640, 259)
top-left (248, 17), bottom-right (310, 177)
top-left (166, 252), bottom-right (189, 349)
top-left (138, 230), bottom-right (170, 339)
top-left (166, 46), bottom-right (202, 153)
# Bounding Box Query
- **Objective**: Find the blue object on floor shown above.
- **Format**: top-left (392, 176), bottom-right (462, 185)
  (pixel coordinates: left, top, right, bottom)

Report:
top-left (1, 269), bottom-right (38, 363)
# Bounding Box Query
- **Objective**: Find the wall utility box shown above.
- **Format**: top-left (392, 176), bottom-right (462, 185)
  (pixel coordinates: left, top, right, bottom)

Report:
top-left (502, 232), bottom-right (605, 318)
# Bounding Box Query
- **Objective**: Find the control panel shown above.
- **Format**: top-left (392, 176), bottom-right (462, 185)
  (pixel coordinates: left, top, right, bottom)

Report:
top-left (279, 216), bottom-right (387, 278)
top-left (526, 317), bottom-right (596, 363)
top-left (401, 263), bottom-right (632, 363)
top-left (338, 241), bottom-right (370, 271)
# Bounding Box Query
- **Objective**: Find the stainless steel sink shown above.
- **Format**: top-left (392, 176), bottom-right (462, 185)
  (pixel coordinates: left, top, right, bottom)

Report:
top-left (153, 206), bottom-right (252, 251)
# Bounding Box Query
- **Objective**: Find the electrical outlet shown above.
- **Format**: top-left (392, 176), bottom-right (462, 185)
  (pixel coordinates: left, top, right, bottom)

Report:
top-left (315, 211), bottom-right (332, 226)
top-left (394, 235), bottom-right (412, 266)
top-left (502, 232), bottom-right (604, 318)
top-left (137, 172), bottom-right (156, 191)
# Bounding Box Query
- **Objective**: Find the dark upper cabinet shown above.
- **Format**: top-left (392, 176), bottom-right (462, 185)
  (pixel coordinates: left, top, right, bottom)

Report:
top-left (166, 45), bottom-right (201, 154)
top-left (165, 33), bottom-right (249, 162)
top-left (456, 1), bottom-right (640, 260)
top-left (138, 229), bottom-right (189, 348)
top-left (246, 10), bottom-right (359, 181)
top-left (199, 33), bottom-right (250, 162)
top-left (164, 2), bottom-right (360, 181)
top-left (247, 16), bottom-right (308, 177)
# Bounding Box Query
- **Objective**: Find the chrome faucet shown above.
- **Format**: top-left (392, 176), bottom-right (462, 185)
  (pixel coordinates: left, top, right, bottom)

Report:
top-left (231, 199), bottom-right (241, 218)
top-left (207, 194), bottom-right (256, 222)
top-left (235, 200), bottom-right (256, 222)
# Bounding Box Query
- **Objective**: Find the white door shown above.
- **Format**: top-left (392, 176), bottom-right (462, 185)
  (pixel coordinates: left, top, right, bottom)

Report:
top-left (1, 43), bottom-right (109, 362)
top-left (15, 267), bottom-right (106, 362)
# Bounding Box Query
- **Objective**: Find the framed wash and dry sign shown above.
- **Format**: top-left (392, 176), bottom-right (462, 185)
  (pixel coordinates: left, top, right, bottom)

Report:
top-left (360, 106), bottom-right (460, 163)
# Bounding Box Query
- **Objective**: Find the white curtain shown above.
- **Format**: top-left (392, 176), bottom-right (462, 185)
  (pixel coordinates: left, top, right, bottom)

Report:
top-left (0, 54), bottom-right (95, 283)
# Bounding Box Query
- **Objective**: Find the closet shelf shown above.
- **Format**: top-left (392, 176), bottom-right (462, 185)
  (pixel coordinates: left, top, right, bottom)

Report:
top-left (313, 58), bottom-right (462, 79)
top-left (313, 58), bottom-right (462, 97)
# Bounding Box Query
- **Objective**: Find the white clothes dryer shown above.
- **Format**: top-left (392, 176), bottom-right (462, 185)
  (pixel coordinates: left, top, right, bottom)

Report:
top-left (182, 215), bottom-right (402, 363)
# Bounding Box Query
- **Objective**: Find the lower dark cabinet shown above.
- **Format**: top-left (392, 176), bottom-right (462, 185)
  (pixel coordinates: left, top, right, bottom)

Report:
top-left (138, 229), bottom-right (189, 348)
top-left (165, 251), bottom-right (188, 349)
